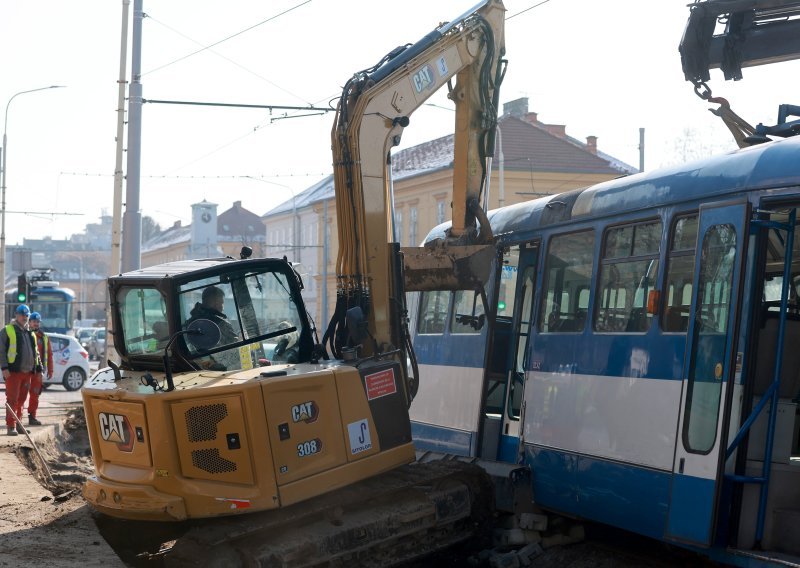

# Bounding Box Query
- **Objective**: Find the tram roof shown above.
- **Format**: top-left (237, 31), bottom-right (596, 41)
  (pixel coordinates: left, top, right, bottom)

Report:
top-left (423, 136), bottom-right (800, 243)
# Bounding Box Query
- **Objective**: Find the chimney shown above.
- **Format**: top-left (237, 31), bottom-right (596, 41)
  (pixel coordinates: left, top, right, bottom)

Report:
top-left (543, 124), bottom-right (566, 138)
top-left (234, 200), bottom-right (242, 209)
top-left (502, 97), bottom-right (529, 118)
top-left (586, 136), bottom-right (598, 155)
top-left (524, 112), bottom-right (539, 125)
top-left (172, 220), bottom-right (182, 229)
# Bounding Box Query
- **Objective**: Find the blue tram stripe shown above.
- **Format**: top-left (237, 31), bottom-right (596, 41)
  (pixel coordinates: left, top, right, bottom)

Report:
top-left (526, 444), bottom-right (671, 540)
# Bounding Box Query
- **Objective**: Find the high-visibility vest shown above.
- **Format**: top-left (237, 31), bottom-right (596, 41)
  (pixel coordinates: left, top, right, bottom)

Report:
top-left (38, 332), bottom-right (48, 356)
top-left (5, 323), bottom-right (38, 366)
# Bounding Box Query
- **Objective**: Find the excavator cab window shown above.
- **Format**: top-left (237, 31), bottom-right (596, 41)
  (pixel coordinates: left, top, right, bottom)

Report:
top-left (177, 269), bottom-right (305, 370)
top-left (117, 287), bottom-right (168, 355)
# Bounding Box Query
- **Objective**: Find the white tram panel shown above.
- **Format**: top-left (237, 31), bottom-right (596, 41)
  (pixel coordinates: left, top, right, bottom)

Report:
top-left (524, 369), bottom-right (683, 472)
top-left (409, 363), bottom-right (484, 433)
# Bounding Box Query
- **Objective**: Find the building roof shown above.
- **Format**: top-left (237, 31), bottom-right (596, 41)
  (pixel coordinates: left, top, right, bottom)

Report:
top-left (266, 103), bottom-right (638, 213)
top-left (142, 221), bottom-right (190, 252)
top-left (218, 200), bottom-right (266, 240)
top-left (494, 115), bottom-right (636, 175)
top-left (263, 176), bottom-right (335, 217)
top-left (143, 201), bottom-right (266, 253)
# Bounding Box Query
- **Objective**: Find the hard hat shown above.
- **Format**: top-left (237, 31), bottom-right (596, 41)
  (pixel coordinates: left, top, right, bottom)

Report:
top-left (29, 311), bottom-right (41, 322)
top-left (15, 304), bottom-right (30, 316)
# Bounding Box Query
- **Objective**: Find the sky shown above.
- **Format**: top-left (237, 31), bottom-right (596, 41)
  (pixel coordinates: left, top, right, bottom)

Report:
top-left (1, 0), bottom-right (798, 245)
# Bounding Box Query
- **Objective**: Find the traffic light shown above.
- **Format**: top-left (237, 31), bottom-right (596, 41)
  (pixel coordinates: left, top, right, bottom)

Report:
top-left (16, 274), bottom-right (28, 303)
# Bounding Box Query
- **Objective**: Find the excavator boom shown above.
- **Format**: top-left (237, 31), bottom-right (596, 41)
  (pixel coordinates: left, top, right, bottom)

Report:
top-left (326, 0), bottom-right (506, 368)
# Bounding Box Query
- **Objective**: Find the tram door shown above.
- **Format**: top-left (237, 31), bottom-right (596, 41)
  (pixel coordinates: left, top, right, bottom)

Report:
top-left (666, 201), bottom-right (750, 546)
top-left (497, 242), bottom-right (538, 463)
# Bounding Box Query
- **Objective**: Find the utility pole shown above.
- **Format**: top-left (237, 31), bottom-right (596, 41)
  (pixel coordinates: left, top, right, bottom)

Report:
top-left (111, 0), bottom-right (130, 276)
top-left (121, 0), bottom-right (143, 272)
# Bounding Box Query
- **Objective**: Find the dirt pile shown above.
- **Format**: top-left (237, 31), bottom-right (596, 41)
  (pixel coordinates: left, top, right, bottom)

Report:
top-left (16, 407), bottom-right (94, 496)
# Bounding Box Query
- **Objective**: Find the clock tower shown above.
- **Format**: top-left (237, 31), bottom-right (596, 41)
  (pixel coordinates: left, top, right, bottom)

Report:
top-left (190, 199), bottom-right (219, 258)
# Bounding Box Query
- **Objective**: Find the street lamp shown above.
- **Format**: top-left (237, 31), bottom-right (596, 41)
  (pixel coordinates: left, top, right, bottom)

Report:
top-left (1, 85), bottom-right (66, 305)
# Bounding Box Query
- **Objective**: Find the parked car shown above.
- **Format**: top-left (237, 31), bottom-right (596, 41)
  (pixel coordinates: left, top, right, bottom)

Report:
top-left (46, 333), bottom-right (91, 390)
top-left (0, 333), bottom-right (90, 391)
top-left (76, 327), bottom-right (101, 354)
top-left (88, 328), bottom-right (106, 361)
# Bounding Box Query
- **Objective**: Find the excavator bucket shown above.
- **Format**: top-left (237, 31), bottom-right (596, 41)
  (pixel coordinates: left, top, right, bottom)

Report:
top-left (402, 243), bottom-right (495, 292)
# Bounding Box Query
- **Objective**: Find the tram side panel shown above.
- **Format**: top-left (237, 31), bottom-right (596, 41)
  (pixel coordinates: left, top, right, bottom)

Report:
top-left (523, 320), bottom-right (688, 539)
top-left (410, 288), bottom-right (494, 457)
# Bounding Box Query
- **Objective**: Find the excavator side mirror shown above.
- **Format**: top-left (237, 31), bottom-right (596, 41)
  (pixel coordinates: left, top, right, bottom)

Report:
top-left (185, 318), bottom-right (222, 350)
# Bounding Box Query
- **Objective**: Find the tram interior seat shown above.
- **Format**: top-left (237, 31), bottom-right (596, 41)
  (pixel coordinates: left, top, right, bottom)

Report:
top-left (625, 308), bottom-right (648, 332)
top-left (554, 309), bottom-right (587, 332)
top-left (664, 306), bottom-right (689, 331)
top-left (753, 312), bottom-right (800, 399)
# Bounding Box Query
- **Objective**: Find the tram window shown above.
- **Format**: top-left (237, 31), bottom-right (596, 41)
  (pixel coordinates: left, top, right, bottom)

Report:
top-left (663, 214), bottom-right (698, 332)
top-left (497, 247), bottom-right (521, 318)
top-left (418, 290), bottom-right (450, 334)
top-left (683, 224), bottom-right (736, 453)
top-left (763, 275), bottom-right (800, 311)
top-left (672, 215), bottom-right (699, 251)
top-left (451, 290), bottom-right (486, 334)
top-left (539, 230), bottom-right (595, 333)
top-left (595, 220), bottom-right (662, 333)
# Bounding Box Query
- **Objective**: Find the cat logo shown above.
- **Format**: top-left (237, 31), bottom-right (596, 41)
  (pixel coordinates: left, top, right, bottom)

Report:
top-left (290, 401), bottom-right (319, 424)
top-left (98, 412), bottom-right (134, 452)
top-left (412, 64), bottom-right (435, 94)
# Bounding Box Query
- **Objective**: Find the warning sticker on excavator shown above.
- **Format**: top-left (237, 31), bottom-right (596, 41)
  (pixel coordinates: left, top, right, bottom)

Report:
top-left (364, 368), bottom-right (397, 400)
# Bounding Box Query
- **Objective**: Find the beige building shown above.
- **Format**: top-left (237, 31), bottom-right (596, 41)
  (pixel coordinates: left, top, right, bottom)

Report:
top-left (141, 200), bottom-right (266, 267)
top-left (263, 98), bottom-right (638, 329)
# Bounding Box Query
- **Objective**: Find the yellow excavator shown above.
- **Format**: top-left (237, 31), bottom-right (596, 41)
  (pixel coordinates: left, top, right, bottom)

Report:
top-left (81, 1), bottom-right (506, 564)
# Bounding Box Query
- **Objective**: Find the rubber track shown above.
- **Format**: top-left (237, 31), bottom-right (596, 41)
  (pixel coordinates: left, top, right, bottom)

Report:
top-left (164, 460), bottom-right (493, 567)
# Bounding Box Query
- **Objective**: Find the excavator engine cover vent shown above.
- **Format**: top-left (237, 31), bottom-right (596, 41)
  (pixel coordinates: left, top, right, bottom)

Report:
top-left (186, 403), bottom-right (228, 442)
top-left (171, 396), bottom-right (254, 485)
top-left (191, 448), bottom-right (237, 473)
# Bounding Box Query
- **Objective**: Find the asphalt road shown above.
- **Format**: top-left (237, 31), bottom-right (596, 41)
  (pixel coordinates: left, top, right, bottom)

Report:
top-left (0, 360), bottom-right (97, 415)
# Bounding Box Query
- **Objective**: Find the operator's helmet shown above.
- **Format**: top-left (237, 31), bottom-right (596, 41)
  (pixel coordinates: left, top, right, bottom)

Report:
top-left (15, 305), bottom-right (30, 316)
top-left (29, 312), bottom-right (41, 322)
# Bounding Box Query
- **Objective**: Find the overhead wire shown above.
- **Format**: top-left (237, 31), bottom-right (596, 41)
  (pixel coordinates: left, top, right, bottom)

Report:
top-left (144, 14), bottom-right (310, 104)
top-left (142, 0), bottom-right (312, 77)
top-left (506, 0), bottom-right (553, 21)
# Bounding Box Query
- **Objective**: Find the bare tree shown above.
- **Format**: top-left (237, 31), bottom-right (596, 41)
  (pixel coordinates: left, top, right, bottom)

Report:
top-left (142, 216), bottom-right (162, 243)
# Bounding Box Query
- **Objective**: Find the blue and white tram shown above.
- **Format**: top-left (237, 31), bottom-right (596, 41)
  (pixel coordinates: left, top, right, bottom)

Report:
top-left (409, 135), bottom-right (800, 564)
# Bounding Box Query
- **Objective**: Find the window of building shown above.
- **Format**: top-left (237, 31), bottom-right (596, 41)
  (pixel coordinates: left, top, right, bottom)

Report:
top-left (539, 231), bottom-right (595, 332)
top-left (663, 214), bottom-right (698, 332)
top-left (395, 210), bottom-right (403, 245)
top-left (437, 201), bottom-right (446, 225)
top-left (410, 207), bottom-right (418, 246)
top-left (594, 220), bottom-right (662, 333)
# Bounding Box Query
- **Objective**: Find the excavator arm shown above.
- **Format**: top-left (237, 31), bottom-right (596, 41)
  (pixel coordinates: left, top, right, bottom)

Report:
top-left (326, 0), bottom-right (505, 371)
